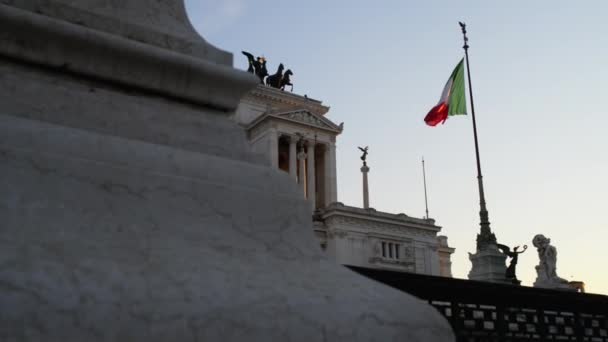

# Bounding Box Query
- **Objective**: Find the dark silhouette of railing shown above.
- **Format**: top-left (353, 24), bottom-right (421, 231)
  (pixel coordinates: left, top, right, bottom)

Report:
top-left (348, 266), bottom-right (608, 342)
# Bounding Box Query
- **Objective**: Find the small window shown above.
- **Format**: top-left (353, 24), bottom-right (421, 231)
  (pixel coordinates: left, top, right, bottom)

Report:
top-left (380, 241), bottom-right (402, 260)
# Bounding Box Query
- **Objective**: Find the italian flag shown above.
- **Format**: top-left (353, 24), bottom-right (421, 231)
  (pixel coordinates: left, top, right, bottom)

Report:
top-left (424, 58), bottom-right (467, 126)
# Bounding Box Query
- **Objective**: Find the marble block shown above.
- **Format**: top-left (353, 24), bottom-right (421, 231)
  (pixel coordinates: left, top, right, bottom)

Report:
top-left (468, 245), bottom-right (510, 284)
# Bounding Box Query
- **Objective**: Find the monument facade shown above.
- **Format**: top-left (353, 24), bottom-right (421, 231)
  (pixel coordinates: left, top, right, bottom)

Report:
top-left (235, 82), bottom-right (455, 277)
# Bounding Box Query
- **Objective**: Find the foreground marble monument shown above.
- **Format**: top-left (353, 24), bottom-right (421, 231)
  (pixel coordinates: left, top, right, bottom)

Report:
top-left (0, 1), bottom-right (454, 341)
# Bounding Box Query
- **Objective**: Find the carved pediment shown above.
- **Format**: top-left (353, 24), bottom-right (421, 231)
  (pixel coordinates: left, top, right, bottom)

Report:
top-left (274, 110), bottom-right (342, 132)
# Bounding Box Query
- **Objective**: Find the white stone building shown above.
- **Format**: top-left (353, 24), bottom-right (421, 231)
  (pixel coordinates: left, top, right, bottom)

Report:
top-left (235, 84), bottom-right (455, 277)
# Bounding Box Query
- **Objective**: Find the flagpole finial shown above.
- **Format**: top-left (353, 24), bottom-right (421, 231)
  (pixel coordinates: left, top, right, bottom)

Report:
top-left (459, 21), bottom-right (469, 50)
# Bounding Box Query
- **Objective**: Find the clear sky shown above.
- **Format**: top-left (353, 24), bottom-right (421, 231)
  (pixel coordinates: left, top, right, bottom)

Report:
top-left (185, 0), bottom-right (608, 294)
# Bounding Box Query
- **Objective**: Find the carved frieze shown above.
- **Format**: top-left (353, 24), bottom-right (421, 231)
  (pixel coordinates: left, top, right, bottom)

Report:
top-left (241, 85), bottom-right (329, 117)
top-left (276, 110), bottom-right (341, 132)
top-left (324, 215), bottom-right (437, 239)
top-left (327, 229), bottom-right (348, 239)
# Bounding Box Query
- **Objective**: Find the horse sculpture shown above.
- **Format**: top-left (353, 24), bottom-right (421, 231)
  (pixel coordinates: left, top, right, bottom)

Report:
top-left (280, 69), bottom-right (293, 92)
top-left (242, 51), bottom-right (268, 84)
top-left (241, 52), bottom-right (295, 91)
top-left (266, 63), bottom-right (284, 88)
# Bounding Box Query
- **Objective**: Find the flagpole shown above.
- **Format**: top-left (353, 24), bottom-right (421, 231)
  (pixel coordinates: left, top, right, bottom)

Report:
top-left (459, 22), bottom-right (497, 250)
top-left (422, 157), bottom-right (430, 219)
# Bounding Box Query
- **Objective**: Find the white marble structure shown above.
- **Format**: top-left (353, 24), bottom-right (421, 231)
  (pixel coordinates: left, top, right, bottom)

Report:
top-left (235, 81), bottom-right (455, 277)
top-left (0, 1), bottom-right (455, 341)
top-left (438, 236), bottom-right (456, 277)
top-left (318, 203), bottom-right (454, 277)
top-left (468, 246), bottom-right (510, 283)
top-left (236, 86), bottom-right (340, 211)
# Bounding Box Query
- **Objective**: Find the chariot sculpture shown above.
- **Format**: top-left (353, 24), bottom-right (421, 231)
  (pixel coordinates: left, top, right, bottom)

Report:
top-left (242, 51), bottom-right (294, 91)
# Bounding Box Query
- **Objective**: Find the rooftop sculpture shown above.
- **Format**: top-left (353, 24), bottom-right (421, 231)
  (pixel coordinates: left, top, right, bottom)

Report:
top-left (496, 243), bottom-right (527, 284)
top-left (242, 51), bottom-right (294, 91)
top-left (242, 51), bottom-right (268, 84)
top-left (358, 146), bottom-right (369, 166)
top-left (532, 234), bottom-right (574, 290)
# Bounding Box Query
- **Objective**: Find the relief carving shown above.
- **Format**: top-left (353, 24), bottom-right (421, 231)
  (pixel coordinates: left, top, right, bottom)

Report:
top-left (280, 111), bottom-right (337, 130)
top-left (326, 215), bottom-right (436, 238)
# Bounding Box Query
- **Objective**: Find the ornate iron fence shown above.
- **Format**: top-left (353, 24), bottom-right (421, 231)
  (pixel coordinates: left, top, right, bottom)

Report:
top-left (348, 266), bottom-right (608, 342)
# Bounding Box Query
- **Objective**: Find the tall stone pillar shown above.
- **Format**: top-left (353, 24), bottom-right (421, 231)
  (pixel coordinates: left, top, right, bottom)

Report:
top-left (325, 142), bottom-right (338, 204)
top-left (289, 136), bottom-right (297, 180)
top-left (307, 142), bottom-right (316, 210)
top-left (361, 163), bottom-right (370, 209)
top-left (269, 128), bottom-right (279, 168)
top-left (324, 144), bottom-right (332, 206)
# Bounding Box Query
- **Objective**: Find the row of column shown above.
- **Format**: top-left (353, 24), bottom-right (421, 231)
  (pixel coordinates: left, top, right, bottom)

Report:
top-left (268, 129), bottom-right (337, 210)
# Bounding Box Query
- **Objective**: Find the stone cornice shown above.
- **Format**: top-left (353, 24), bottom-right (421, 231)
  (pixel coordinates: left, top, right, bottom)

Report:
top-left (1, 0), bottom-right (231, 64)
top-left (321, 203), bottom-right (442, 237)
top-left (0, 3), bottom-right (256, 111)
top-left (326, 217), bottom-right (438, 239)
top-left (322, 203), bottom-right (441, 230)
top-left (242, 85), bottom-right (330, 116)
top-left (246, 109), bottom-right (343, 135)
top-left (438, 246), bottom-right (456, 253)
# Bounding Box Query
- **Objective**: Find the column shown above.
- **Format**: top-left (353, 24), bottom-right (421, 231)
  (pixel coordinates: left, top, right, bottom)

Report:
top-left (297, 148), bottom-right (307, 195)
top-left (268, 128), bottom-right (278, 168)
top-left (361, 163), bottom-right (370, 209)
top-left (307, 142), bottom-right (316, 211)
top-left (324, 143), bottom-right (338, 204)
top-left (289, 136), bottom-right (297, 180)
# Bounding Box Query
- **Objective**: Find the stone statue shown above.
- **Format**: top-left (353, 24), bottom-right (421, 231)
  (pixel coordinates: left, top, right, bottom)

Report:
top-left (242, 51), bottom-right (268, 83)
top-left (358, 146), bottom-right (369, 165)
top-left (280, 69), bottom-right (294, 91)
top-left (266, 63), bottom-right (284, 88)
top-left (532, 234), bottom-right (571, 289)
top-left (496, 243), bottom-right (527, 284)
top-left (242, 53), bottom-right (295, 91)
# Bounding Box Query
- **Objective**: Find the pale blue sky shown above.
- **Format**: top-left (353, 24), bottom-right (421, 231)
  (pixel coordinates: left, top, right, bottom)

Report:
top-left (185, 0), bottom-right (608, 294)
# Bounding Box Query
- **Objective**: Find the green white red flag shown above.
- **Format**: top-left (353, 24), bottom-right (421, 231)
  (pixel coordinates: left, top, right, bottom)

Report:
top-left (424, 58), bottom-right (467, 126)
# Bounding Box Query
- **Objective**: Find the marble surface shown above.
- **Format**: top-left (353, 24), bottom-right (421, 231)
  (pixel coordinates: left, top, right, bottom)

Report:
top-left (468, 246), bottom-right (509, 283)
top-left (0, 2), bottom-right (256, 110)
top-left (0, 0), bottom-right (231, 64)
top-left (0, 112), bottom-right (454, 341)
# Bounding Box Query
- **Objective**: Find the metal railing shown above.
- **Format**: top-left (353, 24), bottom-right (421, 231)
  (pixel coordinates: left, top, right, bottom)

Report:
top-left (348, 266), bottom-right (608, 342)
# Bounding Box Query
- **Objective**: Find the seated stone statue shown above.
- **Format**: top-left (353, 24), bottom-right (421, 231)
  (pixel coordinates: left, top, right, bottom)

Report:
top-left (532, 234), bottom-right (572, 290)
